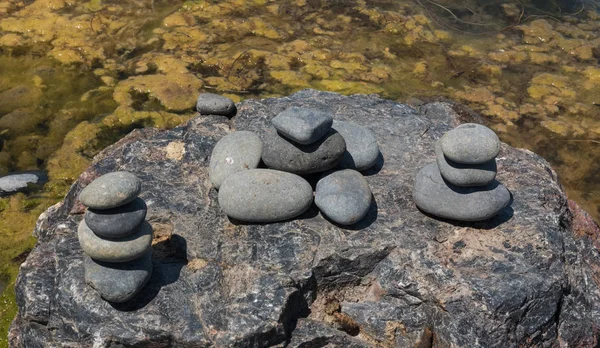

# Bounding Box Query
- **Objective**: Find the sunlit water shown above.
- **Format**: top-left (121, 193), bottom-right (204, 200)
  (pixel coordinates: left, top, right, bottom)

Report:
top-left (0, 0), bottom-right (599, 345)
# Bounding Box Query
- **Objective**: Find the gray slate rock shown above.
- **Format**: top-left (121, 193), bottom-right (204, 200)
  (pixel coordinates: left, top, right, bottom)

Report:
top-left (79, 171), bottom-right (141, 209)
top-left (440, 123), bottom-right (500, 164)
top-left (261, 128), bottom-right (345, 174)
top-left (315, 169), bottom-right (372, 225)
top-left (0, 171), bottom-right (47, 197)
top-left (209, 131), bottom-right (262, 190)
top-left (413, 163), bottom-right (510, 221)
top-left (196, 93), bottom-right (236, 116)
top-left (332, 120), bottom-right (379, 171)
top-left (271, 107), bottom-right (333, 145)
top-left (78, 220), bottom-right (153, 262)
top-left (85, 198), bottom-right (147, 239)
top-left (435, 141), bottom-right (497, 187)
top-left (84, 250), bottom-right (153, 303)
top-left (218, 169), bottom-right (312, 222)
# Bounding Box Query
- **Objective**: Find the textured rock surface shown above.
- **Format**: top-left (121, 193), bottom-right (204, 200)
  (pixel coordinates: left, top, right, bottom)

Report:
top-left (435, 141), bottom-right (497, 187)
top-left (209, 131), bottom-right (263, 189)
top-left (10, 90), bottom-right (600, 347)
top-left (271, 107), bottom-right (333, 145)
top-left (85, 197), bottom-right (147, 238)
top-left (78, 171), bottom-right (141, 209)
top-left (332, 120), bottom-right (380, 171)
top-left (315, 169), bottom-right (372, 225)
top-left (78, 220), bottom-right (153, 262)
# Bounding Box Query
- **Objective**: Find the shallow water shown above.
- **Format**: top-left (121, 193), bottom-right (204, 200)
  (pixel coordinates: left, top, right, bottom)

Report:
top-left (0, 0), bottom-right (599, 344)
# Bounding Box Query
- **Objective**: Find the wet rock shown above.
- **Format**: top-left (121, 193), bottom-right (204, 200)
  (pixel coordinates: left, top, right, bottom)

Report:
top-left (0, 85), bottom-right (43, 115)
top-left (218, 169), bottom-right (312, 222)
top-left (440, 123), bottom-right (500, 164)
top-left (78, 171), bottom-right (141, 209)
top-left (209, 131), bottom-right (262, 190)
top-left (413, 163), bottom-right (510, 221)
top-left (84, 250), bottom-right (153, 303)
top-left (78, 220), bottom-right (153, 262)
top-left (271, 107), bottom-right (333, 145)
top-left (196, 93), bottom-right (236, 116)
top-left (261, 128), bottom-right (345, 175)
top-left (0, 171), bottom-right (47, 197)
top-left (332, 120), bottom-right (379, 171)
top-left (85, 198), bottom-right (147, 239)
top-left (435, 141), bottom-right (497, 187)
top-left (315, 169), bottom-right (372, 225)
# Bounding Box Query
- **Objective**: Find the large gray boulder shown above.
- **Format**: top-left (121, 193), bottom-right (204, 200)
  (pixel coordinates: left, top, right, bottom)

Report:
top-left (9, 90), bottom-right (600, 347)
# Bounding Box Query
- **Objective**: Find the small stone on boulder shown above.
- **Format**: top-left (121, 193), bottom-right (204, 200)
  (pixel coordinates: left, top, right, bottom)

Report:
top-left (332, 120), bottom-right (379, 171)
top-left (79, 171), bottom-right (141, 209)
top-left (209, 131), bottom-right (263, 190)
top-left (85, 198), bottom-right (147, 239)
top-left (435, 141), bottom-right (497, 187)
top-left (440, 123), bottom-right (500, 164)
top-left (271, 107), bottom-right (333, 145)
top-left (196, 93), bottom-right (236, 116)
top-left (315, 169), bottom-right (372, 225)
top-left (78, 220), bottom-right (153, 262)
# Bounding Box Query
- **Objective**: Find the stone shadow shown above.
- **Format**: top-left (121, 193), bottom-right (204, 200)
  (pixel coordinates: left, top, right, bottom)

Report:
top-left (320, 193), bottom-right (378, 230)
top-left (361, 151), bottom-right (384, 176)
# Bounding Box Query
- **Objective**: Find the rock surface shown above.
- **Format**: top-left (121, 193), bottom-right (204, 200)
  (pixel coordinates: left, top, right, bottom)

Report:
top-left (196, 93), bottom-right (236, 116)
top-left (315, 169), bottom-right (372, 225)
top-left (332, 120), bottom-right (379, 171)
top-left (78, 220), bottom-right (153, 262)
top-left (10, 90), bottom-right (600, 348)
top-left (440, 123), bottom-right (500, 164)
top-left (209, 131), bottom-right (263, 189)
top-left (435, 141), bottom-right (497, 187)
top-left (271, 107), bottom-right (333, 145)
top-left (85, 197), bottom-right (147, 238)
top-left (78, 171), bottom-right (141, 209)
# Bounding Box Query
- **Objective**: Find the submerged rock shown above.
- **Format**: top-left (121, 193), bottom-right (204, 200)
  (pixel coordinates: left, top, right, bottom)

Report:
top-left (0, 171), bottom-right (47, 197)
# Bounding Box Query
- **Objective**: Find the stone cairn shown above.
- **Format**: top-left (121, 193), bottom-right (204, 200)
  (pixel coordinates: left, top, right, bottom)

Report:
top-left (413, 123), bottom-right (511, 221)
top-left (77, 171), bottom-right (153, 303)
top-left (201, 93), bottom-right (380, 226)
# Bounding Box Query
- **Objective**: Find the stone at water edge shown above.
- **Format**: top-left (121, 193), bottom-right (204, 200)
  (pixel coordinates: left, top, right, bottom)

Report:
top-left (315, 169), bottom-right (372, 225)
top-left (209, 131), bottom-right (263, 190)
top-left (331, 120), bottom-right (379, 171)
top-left (261, 128), bottom-right (346, 175)
top-left (78, 220), bottom-right (153, 262)
top-left (218, 169), bottom-right (313, 222)
top-left (0, 171), bottom-right (47, 197)
top-left (440, 123), bottom-right (500, 164)
top-left (84, 250), bottom-right (153, 303)
top-left (413, 163), bottom-right (510, 221)
top-left (196, 93), bottom-right (236, 116)
top-left (79, 171), bottom-right (141, 209)
top-left (85, 198), bottom-right (147, 239)
top-left (271, 106), bottom-right (333, 145)
top-left (435, 141), bottom-right (497, 187)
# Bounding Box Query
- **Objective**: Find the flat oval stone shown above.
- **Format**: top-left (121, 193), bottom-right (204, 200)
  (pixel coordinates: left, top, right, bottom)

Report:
top-left (435, 141), bottom-right (496, 187)
top-left (79, 171), bottom-right (141, 209)
top-left (271, 107), bottom-right (333, 145)
top-left (440, 123), bottom-right (500, 164)
top-left (84, 250), bottom-right (152, 303)
top-left (332, 120), bottom-right (379, 171)
top-left (413, 163), bottom-right (510, 221)
top-left (85, 198), bottom-right (147, 239)
top-left (78, 220), bottom-right (153, 262)
top-left (261, 128), bottom-right (345, 175)
top-left (209, 131), bottom-right (263, 190)
top-left (315, 169), bottom-right (372, 225)
top-left (196, 93), bottom-right (236, 116)
top-left (218, 169), bottom-right (313, 222)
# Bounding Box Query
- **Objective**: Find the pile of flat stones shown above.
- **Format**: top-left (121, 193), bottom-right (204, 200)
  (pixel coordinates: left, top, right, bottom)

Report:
top-left (210, 105), bottom-right (380, 225)
top-left (413, 123), bottom-right (511, 221)
top-left (78, 171), bottom-right (153, 303)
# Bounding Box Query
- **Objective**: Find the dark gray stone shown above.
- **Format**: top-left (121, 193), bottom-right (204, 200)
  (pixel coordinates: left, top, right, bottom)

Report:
top-left (0, 171), bottom-right (47, 197)
top-left (78, 220), bottom-right (153, 262)
top-left (261, 128), bottom-right (345, 175)
top-left (315, 169), bottom-right (372, 225)
top-left (435, 141), bottom-right (497, 187)
top-left (85, 198), bottom-right (147, 239)
top-left (440, 123), bottom-right (500, 164)
top-left (271, 107), bottom-right (333, 145)
top-left (11, 90), bottom-right (600, 348)
top-left (413, 163), bottom-right (510, 221)
top-left (332, 120), bottom-right (379, 171)
top-left (209, 131), bottom-right (262, 190)
top-left (78, 171), bottom-right (141, 209)
top-left (218, 169), bottom-right (312, 222)
top-left (84, 250), bottom-right (153, 303)
top-left (196, 93), bottom-right (236, 116)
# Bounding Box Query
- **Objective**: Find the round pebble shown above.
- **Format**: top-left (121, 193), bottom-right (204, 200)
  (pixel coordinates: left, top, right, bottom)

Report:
top-left (440, 123), bottom-right (500, 164)
top-left (435, 141), bottom-right (497, 187)
top-left (84, 250), bottom-right (153, 303)
top-left (196, 93), bottom-right (236, 116)
top-left (261, 128), bottom-right (345, 175)
top-left (218, 169), bottom-right (313, 223)
top-left (332, 120), bottom-right (379, 171)
top-left (85, 198), bottom-right (147, 239)
top-left (413, 163), bottom-right (510, 221)
top-left (271, 107), bottom-right (333, 145)
top-left (78, 220), bottom-right (153, 262)
top-left (79, 171), bottom-right (141, 209)
top-left (315, 170), bottom-right (372, 225)
top-left (209, 131), bottom-right (263, 190)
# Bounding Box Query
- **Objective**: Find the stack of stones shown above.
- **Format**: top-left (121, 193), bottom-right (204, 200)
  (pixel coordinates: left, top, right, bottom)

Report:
top-left (210, 106), bottom-right (380, 226)
top-left (77, 171), bottom-right (153, 303)
top-left (413, 123), bottom-right (511, 222)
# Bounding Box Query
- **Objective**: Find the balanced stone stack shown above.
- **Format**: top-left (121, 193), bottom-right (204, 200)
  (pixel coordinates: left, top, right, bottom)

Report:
top-left (211, 105), bottom-right (380, 226)
top-left (413, 123), bottom-right (511, 221)
top-left (77, 171), bottom-right (153, 303)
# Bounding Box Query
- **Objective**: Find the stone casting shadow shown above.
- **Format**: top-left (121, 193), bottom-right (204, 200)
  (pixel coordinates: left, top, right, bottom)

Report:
top-left (320, 194), bottom-right (378, 230)
top-left (111, 234), bottom-right (187, 311)
top-left (227, 205), bottom-right (321, 226)
top-left (361, 151), bottom-right (384, 176)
